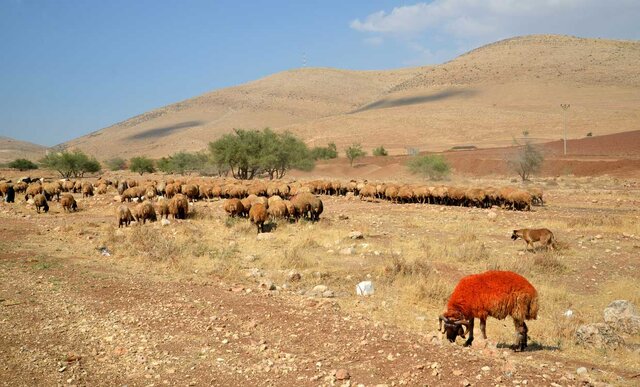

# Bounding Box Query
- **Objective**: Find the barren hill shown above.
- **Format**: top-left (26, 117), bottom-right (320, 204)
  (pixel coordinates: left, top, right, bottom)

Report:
top-left (63, 34), bottom-right (640, 160)
top-left (0, 136), bottom-right (47, 164)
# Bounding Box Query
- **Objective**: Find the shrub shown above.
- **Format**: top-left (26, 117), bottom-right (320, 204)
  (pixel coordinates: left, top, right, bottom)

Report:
top-left (345, 143), bottom-right (366, 167)
top-left (373, 146), bottom-right (388, 156)
top-left (310, 143), bottom-right (338, 160)
top-left (8, 158), bottom-right (38, 171)
top-left (407, 154), bottom-right (450, 180)
top-left (129, 156), bottom-right (156, 175)
top-left (105, 157), bottom-right (127, 171)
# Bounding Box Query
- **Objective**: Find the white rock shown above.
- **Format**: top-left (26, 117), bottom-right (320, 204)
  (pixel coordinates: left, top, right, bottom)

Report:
top-left (576, 367), bottom-right (588, 375)
top-left (349, 231), bottom-right (364, 239)
top-left (356, 281), bottom-right (374, 296)
top-left (160, 219), bottom-right (170, 226)
top-left (339, 247), bottom-right (356, 255)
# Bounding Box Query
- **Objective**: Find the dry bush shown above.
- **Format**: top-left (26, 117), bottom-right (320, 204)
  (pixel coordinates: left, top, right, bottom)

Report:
top-left (566, 214), bottom-right (621, 228)
top-left (381, 256), bottom-right (452, 304)
top-left (125, 227), bottom-right (181, 263)
top-left (532, 252), bottom-right (568, 274)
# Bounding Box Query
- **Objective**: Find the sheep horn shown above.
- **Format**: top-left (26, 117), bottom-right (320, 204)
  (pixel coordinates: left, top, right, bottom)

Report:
top-left (454, 319), bottom-right (471, 336)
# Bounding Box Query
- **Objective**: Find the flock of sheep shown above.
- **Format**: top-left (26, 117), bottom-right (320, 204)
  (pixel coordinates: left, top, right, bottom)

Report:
top-left (1, 175), bottom-right (553, 350)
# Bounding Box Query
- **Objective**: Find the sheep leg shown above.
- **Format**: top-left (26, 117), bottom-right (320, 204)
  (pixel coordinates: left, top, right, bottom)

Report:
top-left (480, 318), bottom-right (487, 339)
top-left (512, 319), bottom-right (528, 351)
top-left (463, 318), bottom-right (475, 347)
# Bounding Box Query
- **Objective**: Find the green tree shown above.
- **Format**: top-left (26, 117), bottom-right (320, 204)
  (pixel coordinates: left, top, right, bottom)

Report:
top-left (209, 128), bottom-right (314, 179)
top-left (509, 139), bottom-right (544, 181)
top-left (105, 157), bottom-right (127, 171)
top-left (345, 143), bottom-right (366, 167)
top-left (373, 145), bottom-right (388, 156)
top-left (8, 158), bottom-right (38, 171)
top-left (40, 150), bottom-right (101, 178)
top-left (129, 156), bottom-right (156, 175)
top-left (310, 142), bottom-right (338, 160)
top-left (407, 155), bottom-right (451, 180)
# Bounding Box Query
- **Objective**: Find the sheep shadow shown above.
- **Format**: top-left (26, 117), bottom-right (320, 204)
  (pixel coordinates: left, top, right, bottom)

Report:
top-left (262, 222), bottom-right (278, 233)
top-left (496, 342), bottom-right (560, 352)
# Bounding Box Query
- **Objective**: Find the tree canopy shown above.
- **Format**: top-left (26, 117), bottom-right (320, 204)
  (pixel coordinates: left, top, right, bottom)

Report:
top-left (209, 128), bottom-right (314, 179)
top-left (156, 151), bottom-right (210, 175)
top-left (509, 139), bottom-right (544, 181)
top-left (129, 156), bottom-right (156, 175)
top-left (310, 142), bottom-right (338, 160)
top-left (39, 150), bottom-right (101, 178)
top-left (345, 144), bottom-right (366, 167)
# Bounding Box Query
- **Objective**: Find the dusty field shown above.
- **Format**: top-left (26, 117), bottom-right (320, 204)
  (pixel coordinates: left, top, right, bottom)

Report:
top-left (1, 173), bottom-right (640, 386)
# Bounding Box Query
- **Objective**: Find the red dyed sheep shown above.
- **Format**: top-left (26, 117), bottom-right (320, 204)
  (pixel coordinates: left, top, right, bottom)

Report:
top-left (439, 270), bottom-right (538, 351)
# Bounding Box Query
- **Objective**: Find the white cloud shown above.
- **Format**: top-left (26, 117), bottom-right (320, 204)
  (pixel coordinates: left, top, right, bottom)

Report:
top-left (351, 0), bottom-right (640, 63)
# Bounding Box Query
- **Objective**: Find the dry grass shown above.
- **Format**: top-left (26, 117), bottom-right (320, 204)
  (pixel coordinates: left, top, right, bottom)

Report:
top-left (22, 174), bottom-right (640, 377)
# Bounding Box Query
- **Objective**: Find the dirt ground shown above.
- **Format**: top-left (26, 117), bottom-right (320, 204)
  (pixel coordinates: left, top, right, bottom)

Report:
top-left (1, 172), bottom-right (640, 386)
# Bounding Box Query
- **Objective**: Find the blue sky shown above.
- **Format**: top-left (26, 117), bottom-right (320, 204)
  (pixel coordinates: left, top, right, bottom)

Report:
top-left (1, 1), bottom-right (638, 146)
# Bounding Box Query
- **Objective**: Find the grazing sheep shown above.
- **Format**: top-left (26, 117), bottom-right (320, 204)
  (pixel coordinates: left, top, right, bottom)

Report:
top-left (33, 193), bottom-right (49, 213)
top-left (249, 203), bottom-right (268, 233)
top-left (4, 185), bottom-right (15, 203)
top-left (82, 182), bottom-right (94, 198)
top-left (164, 183), bottom-right (177, 198)
top-left (439, 270), bottom-right (538, 351)
top-left (291, 192), bottom-right (322, 221)
top-left (223, 198), bottom-right (244, 218)
top-left (134, 201), bottom-right (157, 224)
top-left (62, 180), bottom-right (75, 193)
top-left (144, 186), bottom-right (157, 201)
top-left (169, 193), bottom-right (189, 219)
top-left (96, 183), bottom-right (109, 195)
top-left (528, 187), bottom-right (544, 206)
top-left (43, 182), bottom-right (62, 201)
top-left (156, 200), bottom-right (170, 219)
top-left (117, 181), bottom-right (127, 195)
top-left (60, 193), bottom-right (78, 212)
top-left (358, 184), bottom-right (377, 201)
top-left (267, 200), bottom-right (288, 221)
top-left (511, 228), bottom-right (557, 251)
top-left (24, 183), bottom-right (43, 200)
top-left (73, 181), bottom-right (83, 193)
top-left (116, 205), bottom-right (135, 227)
top-left (506, 190), bottom-right (532, 211)
top-left (181, 184), bottom-right (199, 202)
top-left (282, 199), bottom-right (296, 221)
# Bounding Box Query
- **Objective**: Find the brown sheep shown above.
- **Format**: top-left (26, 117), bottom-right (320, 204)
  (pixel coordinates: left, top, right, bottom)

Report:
top-left (116, 205), bottom-right (135, 227)
top-left (181, 184), bottom-right (199, 202)
top-left (33, 193), bottom-right (49, 213)
top-left (164, 183), bottom-right (177, 198)
top-left (267, 200), bottom-right (288, 221)
top-left (528, 187), bottom-right (544, 206)
top-left (249, 203), bottom-right (268, 233)
top-left (24, 183), bottom-right (43, 200)
top-left (384, 185), bottom-right (399, 203)
top-left (506, 190), bottom-right (532, 211)
top-left (62, 180), bottom-right (75, 192)
top-left (13, 181), bottom-right (28, 193)
top-left (43, 182), bottom-right (61, 201)
top-left (169, 194), bottom-right (189, 219)
top-left (156, 200), bottom-right (170, 219)
top-left (134, 201), bottom-right (157, 224)
top-left (96, 183), bottom-right (108, 195)
top-left (223, 198), bottom-right (244, 217)
top-left (82, 182), bottom-right (94, 198)
top-left (60, 193), bottom-right (78, 212)
top-left (282, 199), bottom-right (296, 221)
top-left (359, 184), bottom-right (377, 201)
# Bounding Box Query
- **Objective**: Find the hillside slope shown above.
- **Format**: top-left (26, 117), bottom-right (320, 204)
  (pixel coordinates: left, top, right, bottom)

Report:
top-left (0, 136), bottom-right (47, 164)
top-left (63, 34), bottom-right (640, 159)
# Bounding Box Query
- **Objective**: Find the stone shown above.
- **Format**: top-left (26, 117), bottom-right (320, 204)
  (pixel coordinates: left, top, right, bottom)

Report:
top-left (487, 211), bottom-right (498, 220)
top-left (321, 290), bottom-right (335, 298)
top-left (575, 323), bottom-right (624, 348)
top-left (349, 231), bottom-right (364, 239)
top-left (335, 369), bottom-right (350, 380)
top-left (287, 271), bottom-right (302, 282)
top-left (160, 219), bottom-right (170, 226)
top-left (603, 300), bottom-right (640, 334)
top-left (355, 281), bottom-right (374, 296)
top-left (576, 367), bottom-right (588, 375)
top-left (339, 247), bottom-right (356, 255)
top-left (259, 280), bottom-right (276, 291)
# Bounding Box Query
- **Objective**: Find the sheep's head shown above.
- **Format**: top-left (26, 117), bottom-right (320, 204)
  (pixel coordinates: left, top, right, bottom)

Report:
top-left (439, 315), bottom-right (470, 343)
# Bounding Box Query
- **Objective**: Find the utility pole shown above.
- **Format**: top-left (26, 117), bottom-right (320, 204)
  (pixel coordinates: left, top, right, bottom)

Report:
top-left (560, 104), bottom-right (570, 155)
